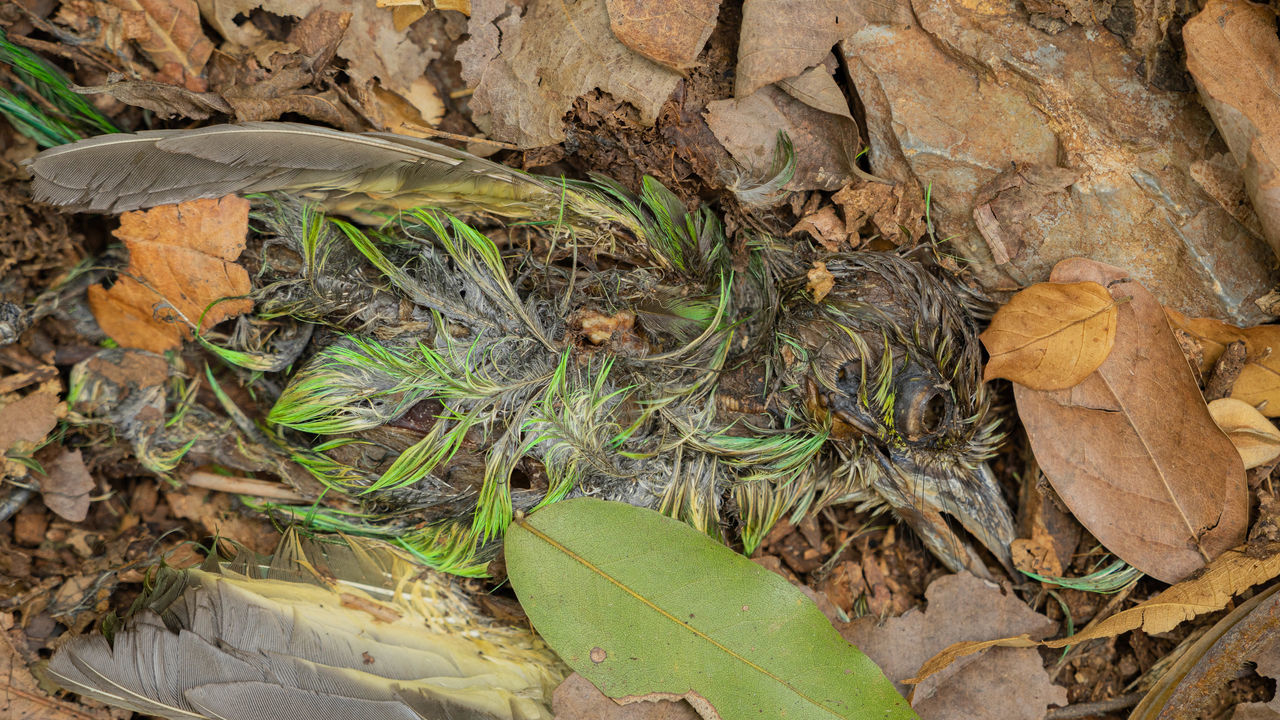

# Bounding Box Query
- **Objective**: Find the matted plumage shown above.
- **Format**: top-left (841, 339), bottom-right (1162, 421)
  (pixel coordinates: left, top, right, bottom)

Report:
top-left (28, 122), bottom-right (1015, 577)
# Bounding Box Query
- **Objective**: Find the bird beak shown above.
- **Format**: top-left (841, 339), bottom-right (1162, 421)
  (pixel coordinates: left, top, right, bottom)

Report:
top-left (871, 459), bottom-right (1016, 577)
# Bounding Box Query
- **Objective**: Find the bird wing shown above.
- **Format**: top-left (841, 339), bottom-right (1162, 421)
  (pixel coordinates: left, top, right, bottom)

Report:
top-left (46, 531), bottom-right (562, 720)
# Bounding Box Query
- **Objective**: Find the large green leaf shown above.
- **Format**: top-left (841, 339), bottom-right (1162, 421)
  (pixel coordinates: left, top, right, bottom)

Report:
top-left (505, 498), bottom-right (915, 720)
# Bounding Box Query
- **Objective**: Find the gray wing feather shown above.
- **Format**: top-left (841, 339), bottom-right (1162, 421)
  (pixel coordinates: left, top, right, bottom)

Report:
top-left (45, 532), bottom-right (559, 720)
top-left (26, 122), bottom-right (552, 214)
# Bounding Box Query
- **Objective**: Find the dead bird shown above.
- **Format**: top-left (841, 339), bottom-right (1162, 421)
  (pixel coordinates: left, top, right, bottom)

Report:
top-left (27, 122), bottom-right (1015, 576)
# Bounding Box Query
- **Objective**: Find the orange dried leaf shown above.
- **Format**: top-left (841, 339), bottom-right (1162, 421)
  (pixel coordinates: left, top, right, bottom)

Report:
top-left (110, 0), bottom-right (213, 91)
top-left (1164, 307), bottom-right (1246, 372)
top-left (1235, 325), bottom-right (1280, 415)
top-left (980, 281), bottom-right (1118, 390)
top-left (88, 196), bottom-right (253, 354)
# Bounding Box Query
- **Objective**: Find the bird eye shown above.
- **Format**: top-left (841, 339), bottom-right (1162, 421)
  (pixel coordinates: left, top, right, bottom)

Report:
top-left (894, 376), bottom-right (953, 442)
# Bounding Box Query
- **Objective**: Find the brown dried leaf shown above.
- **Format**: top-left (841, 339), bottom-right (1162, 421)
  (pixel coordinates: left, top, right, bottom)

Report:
top-left (39, 449), bottom-right (95, 522)
top-left (1014, 258), bottom-right (1247, 583)
top-left (201, 0), bottom-right (437, 131)
top-left (910, 543), bottom-right (1280, 685)
top-left (360, 80), bottom-right (445, 135)
top-left (1209, 398), bottom-right (1280, 470)
top-left (553, 673), bottom-right (701, 720)
top-left (980, 281), bottom-right (1118, 390)
top-left (1185, 0), bottom-right (1280, 259)
top-left (705, 68), bottom-right (857, 192)
top-left (74, 79), bottom-right (231, 119)
top-left (0, 390), bottom-right (62, 453)
top-left (605, 0), bottom-right (720, 70)
top-left (110, 0), bottom-right (214, 91)
top-left (87, 196), bottom-right (253, 353)
top-left (792, 206), bottom-right (847, 251)
top-left (457, 0), bottom-right (681, 148)
top-left (841, 573), bottom-right (1064, 718)
top-left (735, 0), bottom-right (863, 97)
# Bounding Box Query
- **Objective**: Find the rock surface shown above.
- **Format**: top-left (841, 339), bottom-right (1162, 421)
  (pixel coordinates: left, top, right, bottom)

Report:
top-left (842, 0), bottom-right (1276, 323)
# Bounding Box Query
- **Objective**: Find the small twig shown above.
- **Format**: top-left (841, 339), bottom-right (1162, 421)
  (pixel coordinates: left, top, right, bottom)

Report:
top-left (1045, 691), bottom-right (1145, 719)
top-left (399, 121), bottom-right (520, 149)
top-left (5, 29), bottom-right (119, 74)
top-left (184, 471), bottom-right (309, 502)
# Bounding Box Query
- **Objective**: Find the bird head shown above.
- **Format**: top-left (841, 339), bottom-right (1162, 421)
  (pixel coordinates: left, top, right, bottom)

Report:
top-left (777, 251), bottom-right (1016, 574)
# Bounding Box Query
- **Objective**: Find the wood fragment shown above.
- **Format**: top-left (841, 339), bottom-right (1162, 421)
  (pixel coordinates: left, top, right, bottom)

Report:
top-left (1205, 340), bottom-right (1248, 401)
top-left (184, 471), bottom-right (309, 502)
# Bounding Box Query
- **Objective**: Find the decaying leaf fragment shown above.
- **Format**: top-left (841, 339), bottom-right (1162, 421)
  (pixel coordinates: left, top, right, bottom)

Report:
top-left (1129, 582), bottom-right (1280, 720)
top-left (506, 499), bottom-right (915, 720)
top-left (201, 0), bottom-right (441, 134)
top-left (1208, 398), bottom-right (1280, 469)
top-left (908, 543), bottom-right (1280, 686)
top-left (1166, 309), bottom-right (1280, 417)
top-left (807, 261), bottom-right (835, 303)
top-left (1013, 259), bottom-right (1246, 584)
top-left (109, 0), bottom-right (214, 91)
top-left (87, 196), bottom-right (253, 353)
top-left (980, 280), bottom-right (1118, 390)
top-left (841, 573), bottom-right (1064, 720)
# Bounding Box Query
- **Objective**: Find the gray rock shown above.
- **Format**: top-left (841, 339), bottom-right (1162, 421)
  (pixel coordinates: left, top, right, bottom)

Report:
top-left (841, 0), bottom-right (1276, 323)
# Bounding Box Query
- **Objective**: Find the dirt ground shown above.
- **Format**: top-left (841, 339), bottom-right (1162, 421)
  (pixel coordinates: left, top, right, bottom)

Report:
top-left (2, 1), bottom-right (1279, 719)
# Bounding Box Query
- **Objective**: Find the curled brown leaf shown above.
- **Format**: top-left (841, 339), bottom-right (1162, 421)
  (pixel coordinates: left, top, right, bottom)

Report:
top-left (1208, 398), bottom-right (1280, 469)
